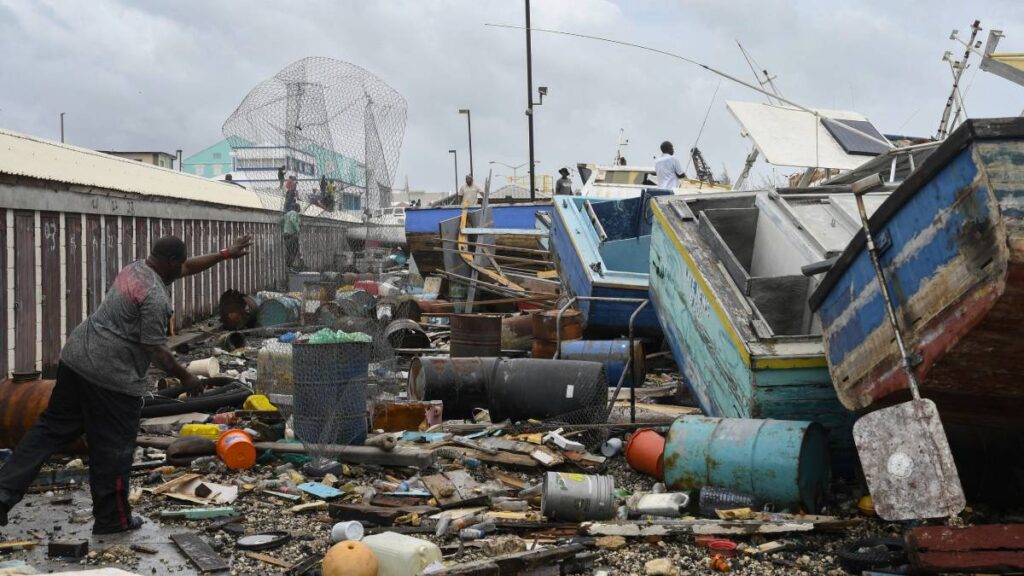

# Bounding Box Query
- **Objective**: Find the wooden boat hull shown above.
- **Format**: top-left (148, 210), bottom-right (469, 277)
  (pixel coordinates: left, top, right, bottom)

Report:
top-left (550, 195), bottom-right (662, 338)
top-left (809, 118), bottom-right (1024, 428)
top-left (405, 204), bottom-right (550, 275)
top-left (649, 198), bottom-right (854, 470)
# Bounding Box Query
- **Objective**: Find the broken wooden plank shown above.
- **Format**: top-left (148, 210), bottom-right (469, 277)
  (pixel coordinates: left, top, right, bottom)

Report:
top-left (422, 470), bottom-right (490, 509)
top-left (289, 501), bottom-right (329, 514)
top-left (329, 504), bottom-right (440, 526)
top-left (246, 551), bottom-right (292, 569)
top-left (907, 524), bottom-right (1024, 572)
top-left (171, 533), bottom-right (229, 573)
top-left (149, 473), bottom-right (202, 495)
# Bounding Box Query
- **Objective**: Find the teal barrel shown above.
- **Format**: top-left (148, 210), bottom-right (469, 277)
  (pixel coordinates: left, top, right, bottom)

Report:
top-left (559, 340), bottom-right (645, 387)
top-left (663, 416), bottom-right (830, 513)
top-left (257, 295), bottom-right (303, 326)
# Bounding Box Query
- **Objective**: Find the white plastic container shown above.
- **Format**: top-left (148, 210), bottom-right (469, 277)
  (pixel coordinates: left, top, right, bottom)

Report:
top-left (187, 357), bottom-right (220, 377)
top-left (362, 531), bottom-right (442, 576)
top-left (330, 520), bottom-right (364, 543)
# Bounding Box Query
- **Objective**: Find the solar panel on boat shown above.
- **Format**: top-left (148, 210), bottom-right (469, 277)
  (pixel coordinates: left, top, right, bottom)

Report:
top-left (821, 118), bottom-right (890, 156)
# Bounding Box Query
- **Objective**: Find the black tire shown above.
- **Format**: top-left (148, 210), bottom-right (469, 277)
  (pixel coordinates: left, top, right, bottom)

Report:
top-left (837, 537), bottom-right (908, 573)
top-left (141, 379), bottom-right (253, 418)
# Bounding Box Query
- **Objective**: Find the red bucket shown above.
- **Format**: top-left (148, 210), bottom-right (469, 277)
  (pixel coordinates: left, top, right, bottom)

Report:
top-left (625, 428), bottom-right (665, 480)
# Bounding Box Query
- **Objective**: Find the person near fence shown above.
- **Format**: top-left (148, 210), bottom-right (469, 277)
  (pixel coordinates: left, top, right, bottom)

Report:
top-left (0, 235), bottom-right (252, 534)
top-left (282, 209), bottom-right (303, 271)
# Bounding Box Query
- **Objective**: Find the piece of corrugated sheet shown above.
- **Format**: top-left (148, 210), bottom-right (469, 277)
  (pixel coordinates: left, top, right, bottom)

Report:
top-left (0, 128), bottom-right (264, 209)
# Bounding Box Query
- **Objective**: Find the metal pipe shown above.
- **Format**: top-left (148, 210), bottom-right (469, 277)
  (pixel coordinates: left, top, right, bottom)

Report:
top-left (852, 175), bottom-right (922, 399)
top-left (525, 0), bottom-right (536, 201)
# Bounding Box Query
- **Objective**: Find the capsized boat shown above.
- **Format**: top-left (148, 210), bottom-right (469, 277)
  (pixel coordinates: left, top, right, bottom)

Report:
top-left (648, 190), bottom-right (891, 470)
top-left (808, 118), bottom-right (1024, 429)
top-left (549, 191), bottom-right (674, 338)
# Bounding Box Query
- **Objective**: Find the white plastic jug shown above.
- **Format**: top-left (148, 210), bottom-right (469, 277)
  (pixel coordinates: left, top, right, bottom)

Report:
top-left (361, 532), bottom-right (442, 576)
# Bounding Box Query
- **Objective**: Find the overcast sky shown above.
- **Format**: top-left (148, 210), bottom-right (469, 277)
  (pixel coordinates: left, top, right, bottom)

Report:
top-left (1, 0), bottom-right (1022, 193)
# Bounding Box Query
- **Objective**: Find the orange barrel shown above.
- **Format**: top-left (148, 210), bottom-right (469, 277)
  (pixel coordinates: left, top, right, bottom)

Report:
top-left (531, 309), bottom-right (583, 358)
top-left (625, 428), bottom-right (665, 480)
top-left (0, 377), bottom-right (56, 449)
top-left (216, 429), bottom-right (256, 470)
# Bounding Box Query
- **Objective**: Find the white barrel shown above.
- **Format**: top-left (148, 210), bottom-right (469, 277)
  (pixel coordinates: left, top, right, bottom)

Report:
top-left (541, 472), bottom-right (615, 521)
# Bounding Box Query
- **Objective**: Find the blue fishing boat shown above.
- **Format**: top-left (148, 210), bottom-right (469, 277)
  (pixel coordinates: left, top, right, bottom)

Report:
top-left (549, 191), bottom-right (670, 338)
top-left (808, 118), bottom-right (1024, 429)
top-left (648, 190), bottom-right (891, 471)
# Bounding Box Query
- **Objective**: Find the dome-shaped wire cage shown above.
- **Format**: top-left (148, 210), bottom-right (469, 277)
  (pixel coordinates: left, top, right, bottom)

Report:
top-left (222, 57), bottom-right (407, 215)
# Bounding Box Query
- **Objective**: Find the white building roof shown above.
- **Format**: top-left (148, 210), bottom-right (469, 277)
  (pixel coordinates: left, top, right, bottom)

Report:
top-left (0, 127), bottom-right (264, 209)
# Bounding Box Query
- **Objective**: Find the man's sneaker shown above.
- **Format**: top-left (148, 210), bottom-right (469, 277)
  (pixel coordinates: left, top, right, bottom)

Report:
top-left (93, 516), bottom-right (143, 535)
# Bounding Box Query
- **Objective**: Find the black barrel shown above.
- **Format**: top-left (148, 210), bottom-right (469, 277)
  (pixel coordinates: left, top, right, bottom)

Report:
top-left (408, 357), bottom-right (498, 419)
top-left (487, 359), bottom-right (607, 423)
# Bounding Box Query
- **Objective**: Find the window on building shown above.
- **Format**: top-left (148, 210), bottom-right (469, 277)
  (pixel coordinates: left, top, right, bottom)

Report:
top-left (195, 164), bottom-right (205, 176)
top-left (212, 152), bottom-right (222, 159)
top-left (212, 164), bottom-right (223, 176)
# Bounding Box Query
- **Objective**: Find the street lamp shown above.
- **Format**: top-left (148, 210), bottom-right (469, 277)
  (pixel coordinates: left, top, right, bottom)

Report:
top-left (448, 149), bottom-right (458, 197)
top-left (59, 112), bottom-right (65, 143)
top-left (458, 109), bottom-right (473, 178)
top-left (489, 161), bottom-right (528, 189)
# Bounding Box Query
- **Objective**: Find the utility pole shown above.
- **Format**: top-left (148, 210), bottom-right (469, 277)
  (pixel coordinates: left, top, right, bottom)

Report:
top-left (448, 149), bottom-right (459, 198)
top-left (458, 109), bottom-right (474, 178)
top-left (525, 0), bottom-right (536, 201)
top-left (59, 112), bottom-right (65, 143)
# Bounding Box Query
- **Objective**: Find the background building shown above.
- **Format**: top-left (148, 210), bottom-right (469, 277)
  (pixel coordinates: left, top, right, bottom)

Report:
top-left (182, 139), bottom-right (233, 177)
top-left (99, 150), bottom-right (176, 169)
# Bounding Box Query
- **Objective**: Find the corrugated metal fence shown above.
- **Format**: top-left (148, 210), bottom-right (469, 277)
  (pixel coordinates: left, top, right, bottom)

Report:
top-left (0, 176), bottom-right (349, 378)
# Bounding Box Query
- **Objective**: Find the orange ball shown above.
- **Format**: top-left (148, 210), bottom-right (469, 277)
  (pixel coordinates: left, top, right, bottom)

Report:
top-left (322, 540), bottom-right (378, 576)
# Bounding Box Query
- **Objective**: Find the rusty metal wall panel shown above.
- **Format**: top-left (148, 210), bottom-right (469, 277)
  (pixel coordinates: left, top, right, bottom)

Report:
top-left (86, 215), bottom-right (102, 314)
top-left (14, 211), bottom-right (36, 372)
top-left (65, 214), bottom-right (83, 337)
top-left (104, 214), bottom-right (118, 293)
top-left (0, 209), bottom-right (7, 379)
top-left (172, 219), bottom-right (184, 329)
top-left (135, 217), bottom-right (147, 262)
top-left (190, 220), bottom-right (200, 323)
top-left (39, 212), bottom-right (60, 378)
top-left (122, 216), bottom-right (134, 266)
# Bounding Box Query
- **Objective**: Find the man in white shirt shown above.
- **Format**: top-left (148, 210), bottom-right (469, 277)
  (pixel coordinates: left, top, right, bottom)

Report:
top-left (459, 174), bottom-right (481, 207)
top-left (654, 141), bottom-right (686, 190)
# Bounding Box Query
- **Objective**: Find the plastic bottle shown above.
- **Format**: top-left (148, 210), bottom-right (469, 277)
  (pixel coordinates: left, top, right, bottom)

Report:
top-left (467, 519), bottom-right (495, 533)
top-left (491, 498), bottom-right (529, 512)
top-left (459, 528), bottom-right (486, 541)
top-left (362, 532), bottom-right (442, 576)
top-left (518, 482), bottom-right (542, 498)
top-left (434, 512), bottom-right (451, 537)
top-left (697, 487), bottom-right (759, 517)
top-left (450, 513), bottom-right (485, 531)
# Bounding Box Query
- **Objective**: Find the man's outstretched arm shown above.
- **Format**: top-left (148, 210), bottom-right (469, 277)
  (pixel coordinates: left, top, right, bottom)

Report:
top-left (180, 235), bottom-right (252, 277)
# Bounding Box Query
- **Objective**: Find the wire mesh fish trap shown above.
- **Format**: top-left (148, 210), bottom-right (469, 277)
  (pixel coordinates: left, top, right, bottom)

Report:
top-left (292, 341), bottom-right (373, 475)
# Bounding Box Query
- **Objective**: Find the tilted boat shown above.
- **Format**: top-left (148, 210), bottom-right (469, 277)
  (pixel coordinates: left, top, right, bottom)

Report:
top-left (550, 191), bottom-right (671, 338)
top-left (648, 190), bottom-right (892, 468)
top-left (808, 118), bottom-right (1024, 429)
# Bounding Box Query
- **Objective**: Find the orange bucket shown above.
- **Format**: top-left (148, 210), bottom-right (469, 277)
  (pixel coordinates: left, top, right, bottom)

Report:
top-left (625, 428), bottom-right (665, 480)
top-left (216, 429), bottom-right (256, 470)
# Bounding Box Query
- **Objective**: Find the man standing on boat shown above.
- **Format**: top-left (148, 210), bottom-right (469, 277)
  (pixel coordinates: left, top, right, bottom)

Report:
top-left (655, 141), bottom-right (686, 190)
top-left (459, 174), bottom-right (480, 207)
top-left (555, 167), bottom-right (574, 196)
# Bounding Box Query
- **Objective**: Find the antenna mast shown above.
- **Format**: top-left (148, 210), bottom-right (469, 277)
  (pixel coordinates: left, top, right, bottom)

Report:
top-left (936, 20), bottom-right (982, 139)
top-left (613, 128), bottom-right (629, 165)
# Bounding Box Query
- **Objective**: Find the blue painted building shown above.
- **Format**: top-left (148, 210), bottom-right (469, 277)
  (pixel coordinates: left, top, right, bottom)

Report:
top-left (182, 139), bottom-right (233, 178)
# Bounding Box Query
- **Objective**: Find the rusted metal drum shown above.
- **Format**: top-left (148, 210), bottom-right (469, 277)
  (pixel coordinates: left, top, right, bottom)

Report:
top-left (219, 289), bottom-right (259, 330)
top-left (487, 359), bottom-right (607, 423)
top-left (559, 339), bottom-right (646, 388)
top-left (501, 313), bottom-right (535, 351)
top-left (663, 416), bottom-right (830, 513)
top-left (0, 378), bottom-right (55, 448)
top-left (383, 319), bottom-right (431, 350)
top-left (392, 298), bottom-right (421, 323)
top-left (450, 314), bottom-right (501, 357)
top-left (531, 309), bottom-right (583, 358)
top-left (257, 295), bottom-right (303, 327)
top-left (338, 290), bottom-right (376, 318)
top-left (408, 357), bottom-right (498, 419)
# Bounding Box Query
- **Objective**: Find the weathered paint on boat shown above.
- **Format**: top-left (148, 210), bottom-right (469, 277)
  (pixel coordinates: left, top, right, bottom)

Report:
top-left (809, 118), bottom-right (1024, 428)
top-left (648, 192), bottom-right (872, 472)
top-left (549, 192), bottom-right (665, 338)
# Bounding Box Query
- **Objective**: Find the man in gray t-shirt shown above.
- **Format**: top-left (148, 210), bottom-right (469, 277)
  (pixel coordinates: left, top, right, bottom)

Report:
top-left (0, 235), bottom-right (251, 534)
